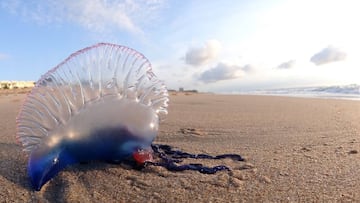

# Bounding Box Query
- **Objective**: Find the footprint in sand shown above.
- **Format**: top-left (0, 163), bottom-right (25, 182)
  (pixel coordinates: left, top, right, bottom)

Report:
top-left (179, 128), bottom-right (206, 136)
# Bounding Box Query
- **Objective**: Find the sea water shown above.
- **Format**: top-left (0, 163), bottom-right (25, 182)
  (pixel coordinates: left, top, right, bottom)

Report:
top-left (237, 84), bottom-right (360, 101)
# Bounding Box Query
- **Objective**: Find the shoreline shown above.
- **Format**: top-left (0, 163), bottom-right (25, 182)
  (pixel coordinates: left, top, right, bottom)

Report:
top-left (2, 87), bottom-right (359, 102)
top-left (234, 93), bottom-right (360, 101)
top-left (171, 90), bottom-right (360, 102)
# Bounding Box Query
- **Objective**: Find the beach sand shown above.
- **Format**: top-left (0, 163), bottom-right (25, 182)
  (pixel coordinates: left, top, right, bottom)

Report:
top-left (1, 91), bottom-right (360, 202)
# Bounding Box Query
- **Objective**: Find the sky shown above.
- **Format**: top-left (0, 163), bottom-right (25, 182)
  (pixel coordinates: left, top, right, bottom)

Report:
top-left (0, 0), bottom-right (359, 92)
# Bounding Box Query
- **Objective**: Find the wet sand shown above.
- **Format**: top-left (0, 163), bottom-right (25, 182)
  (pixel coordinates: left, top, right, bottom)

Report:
top-left (1, 91), bottom-right (360, 202)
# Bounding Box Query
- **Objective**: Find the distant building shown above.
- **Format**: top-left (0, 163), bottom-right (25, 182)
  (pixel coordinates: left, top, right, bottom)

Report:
top-left (0, 81), bottom-right (35, 89)
top-left (179, 87), bottom-right (184, 92)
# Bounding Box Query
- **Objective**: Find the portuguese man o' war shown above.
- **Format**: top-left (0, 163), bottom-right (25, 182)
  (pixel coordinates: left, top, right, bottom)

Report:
top-left (16, 43), bottom-right (245, 191)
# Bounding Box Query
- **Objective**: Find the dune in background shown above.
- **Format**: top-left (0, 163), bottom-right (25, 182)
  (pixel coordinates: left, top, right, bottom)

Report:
top-left (0, 91), bottom-right (360, 202)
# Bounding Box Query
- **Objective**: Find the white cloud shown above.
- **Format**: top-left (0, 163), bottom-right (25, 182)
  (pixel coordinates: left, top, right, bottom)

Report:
top-left (0, 0), bottom-right (166, 34)
top-left (310, 46), bottom-right (347, 66)
top-left (185, 40), bottom-right (221, 66)
top-left (198, 62), bottom-right (244, 83)
top-left (277, 60), bottom-right (296, 69)
top-left (0, 53), bottom-right (9, 60)
top-left (64, 1), bottom-right (139, 33)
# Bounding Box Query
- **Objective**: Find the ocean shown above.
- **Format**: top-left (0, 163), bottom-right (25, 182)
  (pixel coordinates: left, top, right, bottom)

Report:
top-left (239, 84), bottom-right (360, 101)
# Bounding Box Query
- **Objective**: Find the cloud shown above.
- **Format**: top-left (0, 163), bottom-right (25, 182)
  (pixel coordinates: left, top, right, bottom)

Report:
top-left (310, 46), bottom-right (347, 66)
top-left (0, 53), bottom-right (9, 60)
top-left (0, 0), bottom-right (165, 34)
top-left (185, 40), bottom-right (221, 66)
top-left (241, 64), bottom-right (255, 73)
top-left (277, 60), bottom-right (296, 69)
top-left (198, 62), bottom-right (244, 83)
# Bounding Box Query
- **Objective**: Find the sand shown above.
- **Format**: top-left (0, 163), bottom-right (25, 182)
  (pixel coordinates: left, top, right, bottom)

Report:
top-left (1, 91), bottom-right (360, 202)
